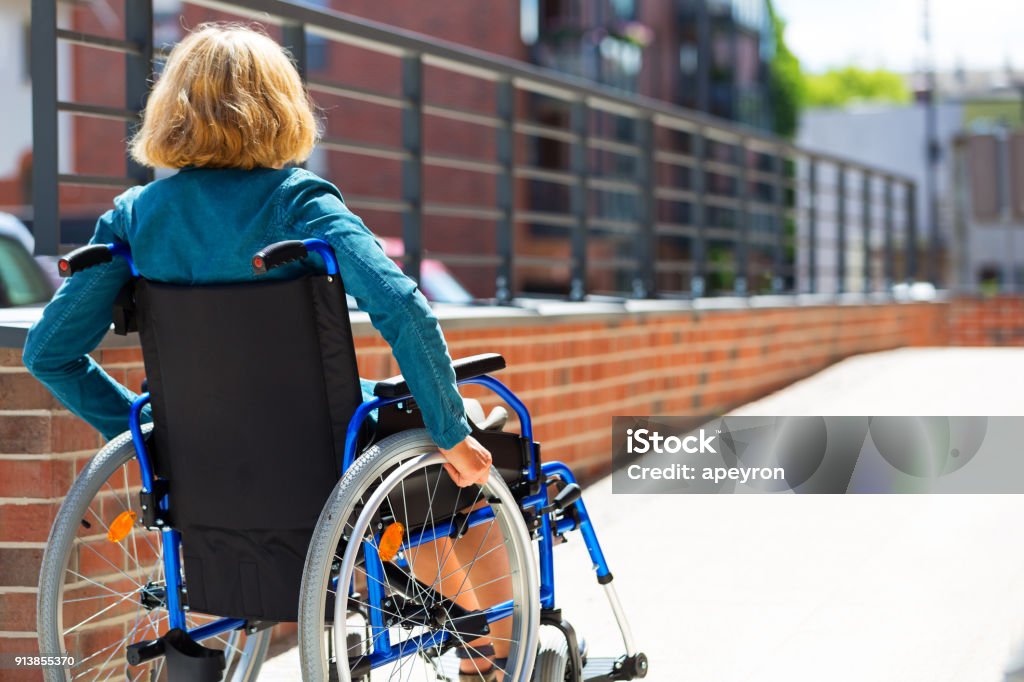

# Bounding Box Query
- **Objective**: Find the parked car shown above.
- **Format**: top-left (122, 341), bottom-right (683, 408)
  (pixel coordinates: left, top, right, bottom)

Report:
top-left (0, 213), bottom-right (55, 307)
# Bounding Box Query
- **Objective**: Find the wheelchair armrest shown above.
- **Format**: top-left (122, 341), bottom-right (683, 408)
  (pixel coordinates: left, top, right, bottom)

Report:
top-left (373, 353), bottom-right (506, 398)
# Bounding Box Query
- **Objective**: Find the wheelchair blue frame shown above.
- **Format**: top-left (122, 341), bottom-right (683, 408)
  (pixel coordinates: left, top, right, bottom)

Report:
top-left (104, 240), bottom-right (616, 672)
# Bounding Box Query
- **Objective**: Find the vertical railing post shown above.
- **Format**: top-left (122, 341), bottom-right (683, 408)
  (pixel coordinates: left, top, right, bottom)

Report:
top-left (884, 177), bottom-right (895, 290)
top-left (569, 98), bottom-right (589, 301)
top-left (862, 171), bottom-right (872, 293)
top-left (836, 163), bottom-right (847, 295)
top-left (807, 157), bottom-right (818, 294)
top-left (691, 127), bottom-right (707, 297)
top-left (282, 23), bottom-right (307, 79)
top-left (906, 181), bottom-right (918, 282)
top-left (634, 114), bottom-right (656, 298)
top-left (772, 147), bottom-right (786, 294)
top-left (495, 78), bottom-right (515, 304)
top-left (30, 0), bottom-right (60, 255)
top-left (125, 0), bottom-right (154, 187)
top-left (734, 138), bottom-right (749, 295)
top-left (401, 53), bottom-right (424, 285)
top-left (281, 23), bottom-right (308, 169)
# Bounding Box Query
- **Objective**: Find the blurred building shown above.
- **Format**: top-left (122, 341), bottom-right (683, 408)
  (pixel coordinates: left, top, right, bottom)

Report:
top-left (522, 0), bottom-right (775, 130)
top-left (4, 0), bottom-right (778, 296)
top-left (798, 66), bottom-right (1024, 293)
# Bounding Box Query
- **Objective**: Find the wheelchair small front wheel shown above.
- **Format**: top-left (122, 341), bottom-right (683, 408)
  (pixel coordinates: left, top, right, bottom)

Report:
top-left (299, 429), bottom-right (540, 681)
top-left (36, 427), bottom-right (271, 682)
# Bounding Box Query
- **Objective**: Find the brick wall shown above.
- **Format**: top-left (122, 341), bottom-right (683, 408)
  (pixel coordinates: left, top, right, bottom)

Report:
top-left (2, 296), bottom-right (1017, 669)
top-left (949, 296), bottom-right (1024, 346)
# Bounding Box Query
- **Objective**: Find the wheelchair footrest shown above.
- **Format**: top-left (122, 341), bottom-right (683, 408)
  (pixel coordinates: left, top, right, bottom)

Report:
top-left (583, 653), bottom-right (649, 681)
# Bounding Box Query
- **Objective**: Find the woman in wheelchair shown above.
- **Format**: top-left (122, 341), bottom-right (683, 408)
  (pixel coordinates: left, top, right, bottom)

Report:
top-left (26, 24), bottom-right (644, 682)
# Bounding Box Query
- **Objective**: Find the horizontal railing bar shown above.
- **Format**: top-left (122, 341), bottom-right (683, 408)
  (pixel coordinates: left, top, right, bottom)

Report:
top-left (590, 256), bottom-right (638, 268)
top-left (588, 137), bottom-right (641, 156)
top-left (512, 76), bottom-right (578, 102)
top-left (513, 166), bottom-right (576, 185)
top-left (704, 194), bottom-right (741, 209)
top-left (513, 210), bottom-right (576, 227)
top-left (423, 202), bottom-right (502, 220)
top-left (513, 255), bottom-right (573, 267)
top-left (183, 0), bottom-right (915, 184)
top-left (654, 187), bottom-right (697, 203)
top-left (56, 29), bottom-right (142, 55)
top-left (514, 121), bottom-right (579, 144)
top-left (423, 103), bottom-right (499, 128)
top-left (423, 53), bottom-right (502, 82)
top-left (654, 261), bottom-right (694, 272)
top-left (654, 149), bottom-right (697, 168)
top-left (703, 159), bottom-right (742, 177)
top-left (306, 77), bottom-right (408, 109)
top-left (653, 113), bottom-right (698, 133)
top-left (58, 173), bottom-right (135, 188)
top-left (423, 153), bottom-right (501, 174)
top-left (428, 252), bottom-right (502, 266)
top-left (57, 101), bottom-right (136, 121)
top-left (589, 217), bottom-right (639, 233)
top-left (344, 195), bottom-right (408, 212)
top-left (655, 222), bottom-right (697, 237)
top-left (319, 136), bottom-right (409, 161)
top-left (587, 176), bottom-right (641, 194)
top-left (587, 96), bottom-right (644, 118)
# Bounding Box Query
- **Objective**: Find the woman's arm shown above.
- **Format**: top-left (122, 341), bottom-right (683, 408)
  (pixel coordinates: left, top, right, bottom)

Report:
top-left (282, 172), bottom-right (472, 450)
top-left (22, 194), bottom-right (142, 440)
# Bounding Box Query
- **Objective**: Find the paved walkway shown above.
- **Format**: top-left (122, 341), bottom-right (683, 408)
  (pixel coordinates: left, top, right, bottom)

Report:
top-left (261, 348), bottom-right (1024, 681)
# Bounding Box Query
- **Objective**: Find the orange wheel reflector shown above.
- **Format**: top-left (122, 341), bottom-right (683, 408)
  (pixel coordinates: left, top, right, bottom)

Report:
top-left (107, 511), bottom-right (137, 543)
top-left (378, 522), bottom-right (405, 562)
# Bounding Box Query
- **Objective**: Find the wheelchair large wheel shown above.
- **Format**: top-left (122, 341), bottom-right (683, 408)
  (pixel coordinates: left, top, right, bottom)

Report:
top-left (37, 428), bottom-right (271, 682)
top-left (299, 429), bottom-right (540, 681)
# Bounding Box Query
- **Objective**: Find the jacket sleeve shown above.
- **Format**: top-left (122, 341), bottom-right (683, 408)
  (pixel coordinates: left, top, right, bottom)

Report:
top-left (22, 191), bottom-right (143, 440)
top-left (281, 172), bottom-right (471, 449)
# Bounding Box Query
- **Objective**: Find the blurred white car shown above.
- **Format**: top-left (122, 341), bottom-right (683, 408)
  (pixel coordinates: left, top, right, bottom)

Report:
top-left (0, 213), bottom-right (55, 307)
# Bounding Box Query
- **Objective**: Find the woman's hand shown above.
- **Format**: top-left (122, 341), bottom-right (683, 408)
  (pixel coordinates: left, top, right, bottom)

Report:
top-left (439, 435), bottom-right (493, 487)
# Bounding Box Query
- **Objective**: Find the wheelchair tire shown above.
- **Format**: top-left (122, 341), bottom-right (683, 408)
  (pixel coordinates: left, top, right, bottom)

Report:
top-left (37, 427), bottom-right (271, 682)
top-left (299, 429), bottom-right (540, 681)
top-left (533, 625), bottom-right (574, 682)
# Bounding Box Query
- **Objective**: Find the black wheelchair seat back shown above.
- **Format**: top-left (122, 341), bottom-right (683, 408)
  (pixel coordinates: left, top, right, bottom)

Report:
top-left (134, 273), bottom-right (362, 622)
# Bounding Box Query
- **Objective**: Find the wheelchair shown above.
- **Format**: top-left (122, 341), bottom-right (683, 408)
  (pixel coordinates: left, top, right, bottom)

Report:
top-left (36, 238), bottom-right (648, 682)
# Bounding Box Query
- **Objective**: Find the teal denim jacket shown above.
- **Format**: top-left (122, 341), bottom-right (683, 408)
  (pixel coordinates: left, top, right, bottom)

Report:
top-left (22, 167), bottom-right (471, 449)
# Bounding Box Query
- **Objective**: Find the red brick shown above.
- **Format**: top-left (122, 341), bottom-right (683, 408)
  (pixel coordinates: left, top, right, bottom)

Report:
top-left (0, 415), bottom-right (50, 454)
top-left (0, 459), bottom-right (75, 500)
top-left (0, 546), bottom-right (45, 588)
top-left (0, 502), bottom-right (60, 543)
top-left (50, 415), bottom-right (102, 454)
top-left (0, 373), bottom-right (56, 410)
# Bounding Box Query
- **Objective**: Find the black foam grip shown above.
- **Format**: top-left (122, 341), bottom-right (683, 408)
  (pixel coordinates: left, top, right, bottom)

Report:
top-left (252, 240), bottom-right (308, 275)
top-left (58, 244), bottom-right (113, 277)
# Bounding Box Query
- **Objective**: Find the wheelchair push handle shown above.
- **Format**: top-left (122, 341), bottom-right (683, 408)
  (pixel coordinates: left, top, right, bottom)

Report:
top-left (58, 243), bottom-right (136, 278)
top-left (252, 238), bottom-right (338, 276)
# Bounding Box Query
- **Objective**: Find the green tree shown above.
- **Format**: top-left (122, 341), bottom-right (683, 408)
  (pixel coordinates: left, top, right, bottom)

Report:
top-left (803, 67), bottom-right (911, 108)
top-left (767, 0), bottom-right (803, 138)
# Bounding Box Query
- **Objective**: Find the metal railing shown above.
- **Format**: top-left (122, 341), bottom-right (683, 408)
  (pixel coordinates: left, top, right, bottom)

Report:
top-left (30, 0), bottom-right (923, 301)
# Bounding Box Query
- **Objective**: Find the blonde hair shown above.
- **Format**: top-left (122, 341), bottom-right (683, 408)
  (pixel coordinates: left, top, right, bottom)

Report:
top-left (130, 23), bottom-right (318, 170)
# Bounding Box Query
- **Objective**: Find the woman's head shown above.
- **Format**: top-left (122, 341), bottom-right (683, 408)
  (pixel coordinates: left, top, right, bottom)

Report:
top-left (130, 23), bottom-right (318, 170)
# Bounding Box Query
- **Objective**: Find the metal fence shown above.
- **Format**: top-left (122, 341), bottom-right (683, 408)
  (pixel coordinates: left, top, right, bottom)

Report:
top-left (30, 0), bottom-right (922, 302)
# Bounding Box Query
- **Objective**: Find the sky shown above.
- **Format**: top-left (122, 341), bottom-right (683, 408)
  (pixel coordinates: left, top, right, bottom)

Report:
top-left (771, 0), bottom-right (1024, 74)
